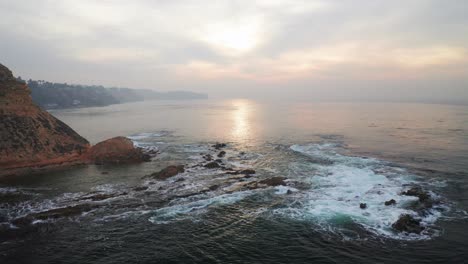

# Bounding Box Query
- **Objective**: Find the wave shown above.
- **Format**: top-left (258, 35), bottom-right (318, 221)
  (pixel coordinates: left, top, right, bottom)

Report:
top-left (274, 143), bottom-right (448, 240)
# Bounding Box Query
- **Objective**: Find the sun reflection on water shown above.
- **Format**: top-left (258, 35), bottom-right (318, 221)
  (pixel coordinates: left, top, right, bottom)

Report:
top-left (231, 99), bottom-right (252, 142)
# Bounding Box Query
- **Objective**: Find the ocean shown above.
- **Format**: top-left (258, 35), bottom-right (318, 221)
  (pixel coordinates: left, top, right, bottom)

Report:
top-left (1, 99), bottom-right (468, 263)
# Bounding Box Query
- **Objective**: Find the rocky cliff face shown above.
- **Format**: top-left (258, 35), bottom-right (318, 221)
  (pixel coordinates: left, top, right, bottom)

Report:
top-left (0, 63), bottom-right (90, 172)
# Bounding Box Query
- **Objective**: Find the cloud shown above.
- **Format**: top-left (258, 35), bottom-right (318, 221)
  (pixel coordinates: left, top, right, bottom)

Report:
top-left (0, 0), bottom-right (467, 102)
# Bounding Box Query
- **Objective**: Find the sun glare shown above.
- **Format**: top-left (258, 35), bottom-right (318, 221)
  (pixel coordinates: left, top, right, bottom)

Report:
top-left (201, 23), bottom-right (260, 54)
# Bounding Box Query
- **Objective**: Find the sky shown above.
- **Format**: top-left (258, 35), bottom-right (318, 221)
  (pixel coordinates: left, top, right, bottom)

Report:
top-left (0, 0), bottom-right (467, 103)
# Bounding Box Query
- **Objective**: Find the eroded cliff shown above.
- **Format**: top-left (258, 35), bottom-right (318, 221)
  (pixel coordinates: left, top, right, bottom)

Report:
top-left (0, 63), bottom-right (90, 172)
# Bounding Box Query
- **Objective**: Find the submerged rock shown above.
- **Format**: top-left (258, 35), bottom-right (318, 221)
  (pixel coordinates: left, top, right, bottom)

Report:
top-left (241, 169), bottom-right (256, 175)
top-left (392, 214), bottom-right (425, 234)
top-left (85, 193), bottom-right (116, 201)
top-left (217, 151), bottom-right (226, 158)
top-left (385, 199), bottom-right (396, 206)
top-left (78, 191), bottom-right (128, 201)
top-left (12, 204), bottom-right (96, 226)
top-left (258, 177), bottom-right (286, 186)
top-left (212, 143), bottom-right (227, 150)
top-left (147, 165), bottom-right (185, 180)
top-left (208, 184), bottom-right (220, 191)
top-left (360, 203), bottom-right (367, 209)
top-left (133, 186), bottom-right (149, 191)
top-left (204, 161), bottom-right (221, 169)
top-left (203, 154), bottom-right (213, 161)
top-left (226, 169), bottom-right (256, 175)
top-left (225, 177), bottom-right (288, 193)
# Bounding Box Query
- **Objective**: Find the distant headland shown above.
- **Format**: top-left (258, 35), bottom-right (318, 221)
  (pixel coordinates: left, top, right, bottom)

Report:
top-left (15, 77), bottom-right (208, 109)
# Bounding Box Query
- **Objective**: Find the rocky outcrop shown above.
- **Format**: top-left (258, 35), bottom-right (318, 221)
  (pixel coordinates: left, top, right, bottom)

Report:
top-left (85, 136), bottom-right (150, 164)
top-left (145, 165), bottom-right (185, 180)
top-left (402, 187), bottom-right (431, 204)
top-left (0, 64), bottom-right (151, 176)
top-left (0, 63), bottom-right (90, 175)
top-left (212, 143), bottom-right (227, 150)
top-left (258, 177), bottom-right (286, 186)
top-left (392, 214), bottom-right (424, 234)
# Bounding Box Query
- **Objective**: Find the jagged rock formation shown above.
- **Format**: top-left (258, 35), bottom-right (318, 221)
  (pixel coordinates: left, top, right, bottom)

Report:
top-left (0, 63), bottom-right (90, 174)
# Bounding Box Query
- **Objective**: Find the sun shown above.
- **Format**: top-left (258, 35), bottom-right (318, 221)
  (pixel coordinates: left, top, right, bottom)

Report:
top-left (201, 22), bottom-right (261, 54)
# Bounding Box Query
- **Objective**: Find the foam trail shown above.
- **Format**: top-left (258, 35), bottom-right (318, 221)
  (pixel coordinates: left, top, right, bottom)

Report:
top-left (148, 191), bottom-right (252, 224)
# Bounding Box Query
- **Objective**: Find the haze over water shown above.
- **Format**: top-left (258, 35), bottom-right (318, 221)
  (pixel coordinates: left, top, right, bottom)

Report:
top-left (55, 99), bottom-right (468, 172)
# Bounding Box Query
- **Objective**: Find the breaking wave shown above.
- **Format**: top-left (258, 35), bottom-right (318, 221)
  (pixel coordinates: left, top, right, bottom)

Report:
top-left (271, 143), bottom-right (449, 240)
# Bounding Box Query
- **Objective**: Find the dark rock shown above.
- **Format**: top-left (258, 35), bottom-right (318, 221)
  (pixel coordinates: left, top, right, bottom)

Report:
top-left (392, 214), bottom-right (425, 234)
top-left (133, 186), bottom-right (148, 191)
top-left (226, 169), bottom-right (256, 175)
top-left (258, 177), bottom-right (286, 186)
top-left (402, 187), bottom-right (430, 202)
top-left (360, 203), bottom-right (367, 209)
top-left (209, 184), bottom-right (220, 191)
top-left (286, 190), bottom-right (293, 195)
top-left (203, 154), bottom-right (213, 161)
top-left (147, 165), bottom-right (185, 180)
top-left (175, 178), bottom-right (185, 182)
top-left (215, 159), bottom-right (223, 163)
top-left (101, 171), bottom-right (109, 175)
top-left (385, 199), bottom-right (397, 206)
top-left (212, 143), bottom-right (227, 149)
top-left (217, 151), bottom-right (226, 158)
top-left (204, 161), bottom-right (221, 169)
top-left (12, 204), bottom-right (95, 226)
top-left (87, 193), bottom-right (116, 201)
top-left (240, 169), bottom-right (256, 175)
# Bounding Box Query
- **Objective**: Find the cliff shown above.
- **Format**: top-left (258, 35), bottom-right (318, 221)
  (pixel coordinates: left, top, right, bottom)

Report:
top-left (0, 63), bottom-right (90, 173)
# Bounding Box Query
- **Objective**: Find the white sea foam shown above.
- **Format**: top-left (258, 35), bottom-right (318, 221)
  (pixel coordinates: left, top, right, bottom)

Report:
top-left (148, 191), bottom-right (252, 224)
top-left (275, 143), bottom-right (445, 239)
top-left (127, 131), bottom-right (171, 140)
top-left (127, 131), bottom-right (172, 150)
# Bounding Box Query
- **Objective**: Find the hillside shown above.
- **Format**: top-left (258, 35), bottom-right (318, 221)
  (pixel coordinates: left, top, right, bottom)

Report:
top-left (21, 78), bottom-right (208, 109)
top-left (0, 64), bottom-right (90, 171)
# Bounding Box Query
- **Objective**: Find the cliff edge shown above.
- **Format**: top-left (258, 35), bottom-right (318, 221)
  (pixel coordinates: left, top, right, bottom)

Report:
top-left (0, 63), bottom-right (90, 173)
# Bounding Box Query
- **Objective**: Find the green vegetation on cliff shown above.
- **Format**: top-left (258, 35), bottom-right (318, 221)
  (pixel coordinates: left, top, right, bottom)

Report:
top-left (18, 78), bottom-right (208, 109)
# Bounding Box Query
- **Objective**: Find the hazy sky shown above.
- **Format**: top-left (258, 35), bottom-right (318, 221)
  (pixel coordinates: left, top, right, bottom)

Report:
top-left (1, 0), bottom-right (467, 103)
